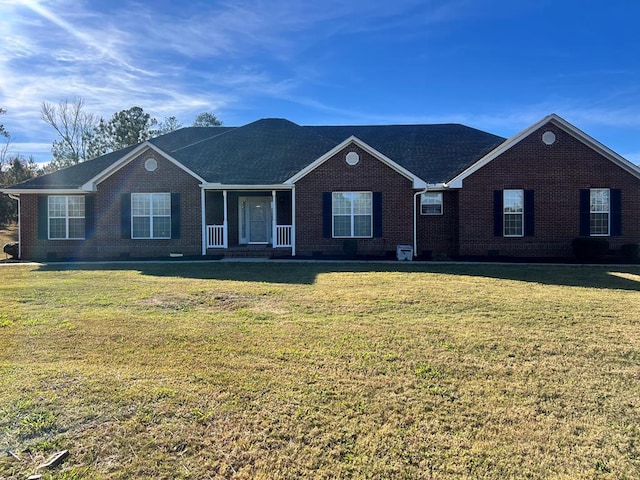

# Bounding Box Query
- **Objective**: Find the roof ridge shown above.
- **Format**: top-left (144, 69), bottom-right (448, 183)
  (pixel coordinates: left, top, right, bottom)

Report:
top-left (168, 126), bottom-right (238, 153)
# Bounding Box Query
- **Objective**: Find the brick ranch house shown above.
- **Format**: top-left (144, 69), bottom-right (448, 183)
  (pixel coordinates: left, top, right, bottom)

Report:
top-left (3, 113), bottom-right (640, 261)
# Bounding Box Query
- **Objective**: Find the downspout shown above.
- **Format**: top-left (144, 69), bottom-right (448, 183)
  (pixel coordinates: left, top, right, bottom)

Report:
top-left (8, 194), bottom-right (21, 259)
top-left (413, 188), bottom-right (428, 258)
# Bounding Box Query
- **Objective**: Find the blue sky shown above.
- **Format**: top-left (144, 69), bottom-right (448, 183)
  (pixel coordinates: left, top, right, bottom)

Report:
top-left (1, 0), bottom-right (639, 165)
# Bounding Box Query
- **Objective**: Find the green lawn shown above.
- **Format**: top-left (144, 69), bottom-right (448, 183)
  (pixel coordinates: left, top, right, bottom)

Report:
top-left (1, 262), bottom-right (639, 479)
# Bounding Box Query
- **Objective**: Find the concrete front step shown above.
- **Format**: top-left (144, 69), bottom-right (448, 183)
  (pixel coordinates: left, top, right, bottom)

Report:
top-left (221, 247), bottom-right (292, 258)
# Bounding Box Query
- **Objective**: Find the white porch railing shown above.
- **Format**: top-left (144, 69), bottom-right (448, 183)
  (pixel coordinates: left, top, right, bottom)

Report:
top-left (206, 224), bottom-right (292, 248)
top-left (207, 225), bottom-right (225, 248)
top-left (275, 225), bottom-right (292, 247)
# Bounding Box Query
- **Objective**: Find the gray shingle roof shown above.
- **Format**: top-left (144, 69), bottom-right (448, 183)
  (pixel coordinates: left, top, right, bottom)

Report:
top-left (5, 119), bottom-right (505, 190)
top-left (307, 124), bottom-right (505, 183)
top-left (169, 119), bottom-right (337, 184)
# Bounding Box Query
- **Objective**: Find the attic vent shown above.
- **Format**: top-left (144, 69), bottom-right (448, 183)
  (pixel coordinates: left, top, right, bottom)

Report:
top-left (345, 151), bottom-right (360, 166)
top-left (145, 158), bottom-right (158, 171)
top-left (542, 131), bottom-right (556, 145)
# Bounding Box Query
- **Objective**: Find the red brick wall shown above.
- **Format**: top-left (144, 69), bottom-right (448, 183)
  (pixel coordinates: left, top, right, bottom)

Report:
top-left (20, 194), bottom-right (95, 260)
top-left (294, 143), bottom-right (415, 256)
top-left (458, 121), bottom-right (640, 257)
top-left (415, 190), bottom-right (459, 258)
top-left (19, 149), bottom-right (203, 260)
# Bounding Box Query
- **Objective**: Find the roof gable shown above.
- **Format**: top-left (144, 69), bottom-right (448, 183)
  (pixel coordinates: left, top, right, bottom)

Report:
top-left (447, 114), bottom-right (640, 188)
top-left (286, 136), bottom-right (428, 188)
top-left (308, 124), bottom-right (504, 184)
top-left (82, 142), bottom-right (206, 190)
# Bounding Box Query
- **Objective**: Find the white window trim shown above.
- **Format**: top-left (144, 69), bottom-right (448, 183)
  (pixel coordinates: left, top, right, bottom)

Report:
top-left (332, 191), bottom-right (373, 239)
top-left (590, 188), bottom-right (610, 237)
top-left (131, 193), bottom-right (171, 239)
top-left (420, 192), bottom-right (443, 215)
top-left (48, 195), bottom-right (85, 240)
top-left (503, 189), bottom-right (524, 238)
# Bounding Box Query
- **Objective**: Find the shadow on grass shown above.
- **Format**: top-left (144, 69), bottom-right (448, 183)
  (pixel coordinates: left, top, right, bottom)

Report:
top-left (34, 261), bottom-right (640, 291)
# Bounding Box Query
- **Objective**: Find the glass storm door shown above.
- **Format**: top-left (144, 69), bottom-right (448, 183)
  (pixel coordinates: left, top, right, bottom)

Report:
top-left (239, 197), bottom-right (272, 244)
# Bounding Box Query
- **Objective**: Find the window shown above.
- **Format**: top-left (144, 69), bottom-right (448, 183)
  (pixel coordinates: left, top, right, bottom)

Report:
top-left (131, 193), bottom-right (171, 239)
top-left (332, 192), bottom-right (372, 238)
top-left (590, 188), bottom-right (610, 236)
top-left (48, 196), bottom-right (85, 239)
top-left (421, 192), bottom-right (443, 215)
top-left (503, 189), bottom-right (523, 237)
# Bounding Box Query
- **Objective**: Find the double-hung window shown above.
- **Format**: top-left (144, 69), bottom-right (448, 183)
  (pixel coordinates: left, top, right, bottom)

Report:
top-left (332, 192), bottom-right (372, 238)
top-left (590, 188), bottom-right (610, 236)
top-left (131, 193), bottom-right (171, 239)
top-left (421, 192), bottom-right (443, 215)
top-left (48, 196), bottom-right (85, 239)
top-left (503, 189), bottom-right (524, 237)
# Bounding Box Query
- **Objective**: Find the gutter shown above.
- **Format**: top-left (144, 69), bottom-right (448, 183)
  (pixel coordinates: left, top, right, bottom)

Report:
top-left (7, 194), bottom-right (20, 259)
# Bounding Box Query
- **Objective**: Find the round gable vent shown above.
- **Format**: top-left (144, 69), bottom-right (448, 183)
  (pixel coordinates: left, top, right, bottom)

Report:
top-left (145, 158), bottom-right (158, 171)
top-left (542, 131), bottom-right (556, 145)
top-left (345, 151), bottom-right (360, 166)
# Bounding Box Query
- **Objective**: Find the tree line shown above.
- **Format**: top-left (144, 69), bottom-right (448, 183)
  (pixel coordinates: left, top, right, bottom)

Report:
top-left (0, 101), bottom-right (222, 225)
top-left (40, 98), bottom-right (222, 171)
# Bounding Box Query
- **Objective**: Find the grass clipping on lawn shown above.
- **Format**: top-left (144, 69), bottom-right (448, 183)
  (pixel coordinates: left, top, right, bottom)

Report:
top-left (1, 263), bottom-right (639, 479)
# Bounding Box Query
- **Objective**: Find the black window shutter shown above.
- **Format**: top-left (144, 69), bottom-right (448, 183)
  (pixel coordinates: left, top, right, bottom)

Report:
top-left (373, 192), bottom-right (383, 237)
top-left (579, 189), bottom-right (590, 236)
top-left (493, 190), bottom-right (503, 237)
top-left (171, 193), bottom-right (181, 239)
top-left (85, 195), bottom-right (95, 240)
top-left (38, 196), bottom-right (49, 240)
top-left (524, 190), bottom-right (534, 236)
top-left (322, 192), bottom-right (332, 238)
top-left (121, 193), bottom-right (131, 239)
top-left (610, 189), bottom-right (622, 236)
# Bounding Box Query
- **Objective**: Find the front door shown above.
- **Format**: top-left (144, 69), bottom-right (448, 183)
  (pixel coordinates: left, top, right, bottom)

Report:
top-left (239, 197), bottom-right (272, 244)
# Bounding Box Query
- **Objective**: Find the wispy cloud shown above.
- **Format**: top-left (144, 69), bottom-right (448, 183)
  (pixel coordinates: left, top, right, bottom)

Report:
top-left (1, 0), bottom-right (639, 165)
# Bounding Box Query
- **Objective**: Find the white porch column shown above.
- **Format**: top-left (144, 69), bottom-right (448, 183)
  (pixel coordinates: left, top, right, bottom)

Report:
top-left (272, 190), bottom-right (277, 246)
top-left (201, 188), bottom-right (206, 255)
top-left (291, 186), bottom-right (296, 256)
top-left (223, 190), bottom-right (228, 248)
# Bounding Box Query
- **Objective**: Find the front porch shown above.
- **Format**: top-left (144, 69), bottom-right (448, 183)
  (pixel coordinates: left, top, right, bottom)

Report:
top-left (202, 188), bottom-right (295, 255)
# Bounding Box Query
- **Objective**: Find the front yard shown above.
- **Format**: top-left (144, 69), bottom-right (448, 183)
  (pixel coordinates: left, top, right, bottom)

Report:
top-left (1, 262), bottom-right (639, 479)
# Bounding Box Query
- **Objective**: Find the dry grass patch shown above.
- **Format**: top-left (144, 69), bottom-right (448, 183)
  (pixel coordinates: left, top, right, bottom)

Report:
top-left (0, 263), bottom-right (639, 479)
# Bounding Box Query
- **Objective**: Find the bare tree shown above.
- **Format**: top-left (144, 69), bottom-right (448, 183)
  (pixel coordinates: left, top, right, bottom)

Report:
top-left (41, 97), bottom-right (96, 168)
top-left (0, 107), bottom-right (10, 166)
top-left (152, 116), bottom-right (183, 137)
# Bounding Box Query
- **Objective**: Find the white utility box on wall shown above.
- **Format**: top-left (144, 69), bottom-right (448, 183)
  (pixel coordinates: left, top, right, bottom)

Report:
top-left (396, 245), bottom-right (413, 261)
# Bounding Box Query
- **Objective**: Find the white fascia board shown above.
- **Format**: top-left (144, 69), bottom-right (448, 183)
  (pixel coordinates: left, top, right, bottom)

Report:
top-left (285, 135), bottom-right (427, 189)
top-left (446, 113), bottom-right (640, 188)
top-left (420, 183), bottom-right (448, 191)
top-left (0, 188), bottom-right (89, 195)
top-left (550, 115), bottom-right (640, 180)
top-left (200, 184), bottom-right (293, 190)
top-left (81, 142), bottom-right (206, 190)
top-left (445, 115), bottom-right (555, 188)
